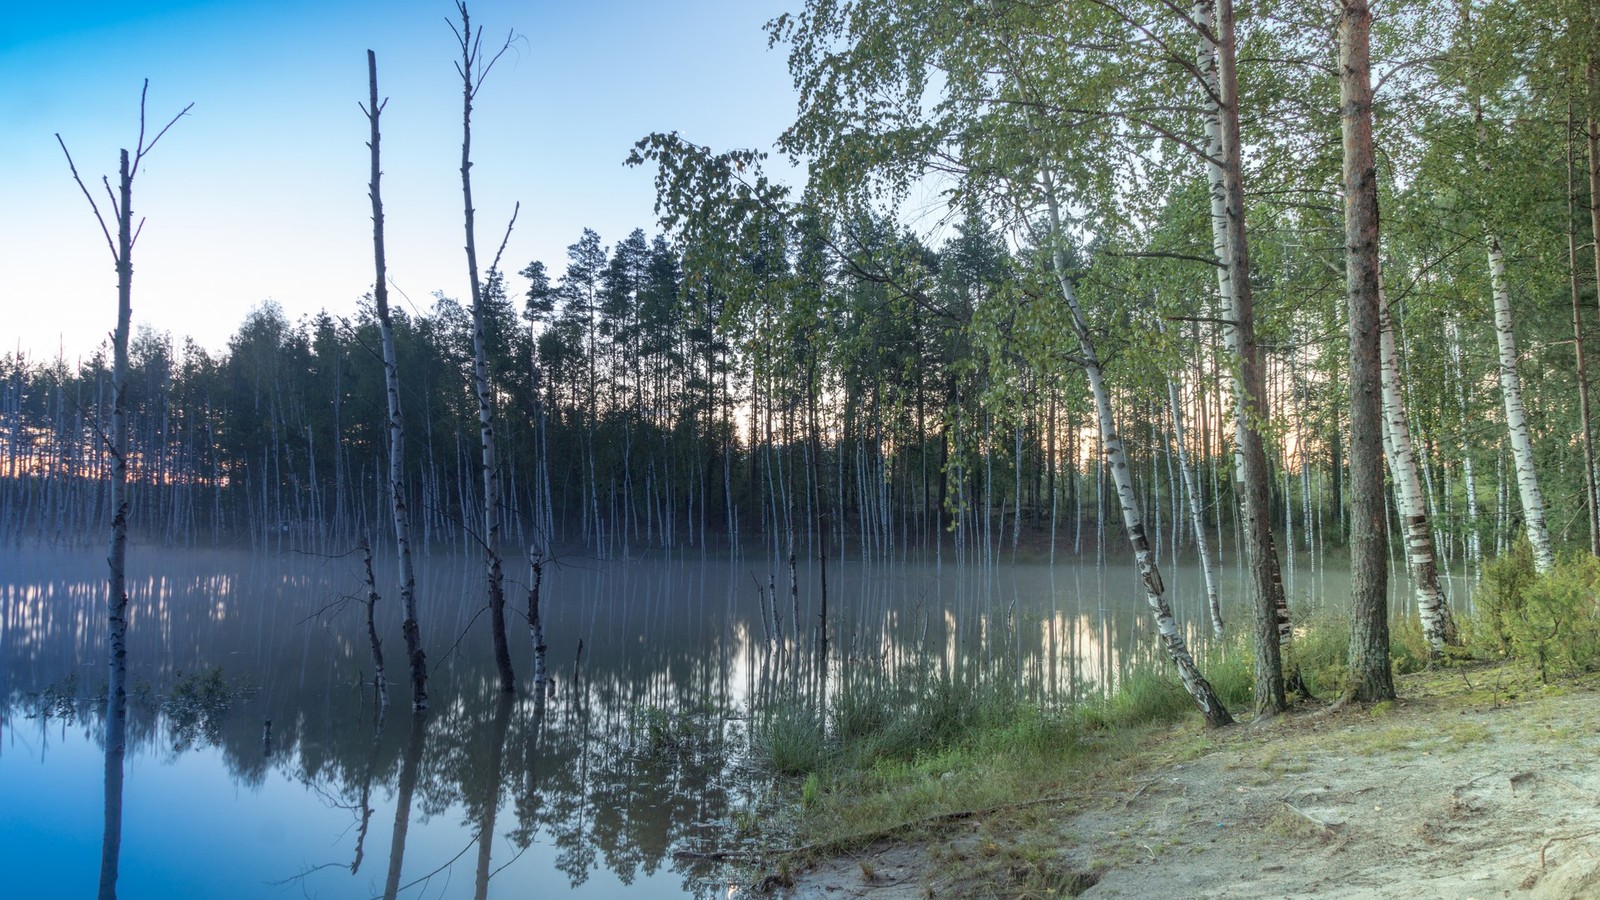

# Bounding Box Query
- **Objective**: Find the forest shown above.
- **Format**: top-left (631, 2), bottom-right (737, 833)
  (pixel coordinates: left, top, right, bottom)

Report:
top-left (12, 0), bottom-right (1599, 690)
top-left (7, 0), bottom-right (1600, 895)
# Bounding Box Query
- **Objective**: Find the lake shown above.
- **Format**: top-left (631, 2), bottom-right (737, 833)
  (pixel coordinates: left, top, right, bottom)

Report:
top-left (0, 541), bottom-right (1421, 898)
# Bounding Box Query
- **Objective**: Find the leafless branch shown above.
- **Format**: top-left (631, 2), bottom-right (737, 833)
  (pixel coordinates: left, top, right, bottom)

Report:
top-left (489, 201), bottom-right (520, 274)
top-left (54, 135), bottom-right (118, 260)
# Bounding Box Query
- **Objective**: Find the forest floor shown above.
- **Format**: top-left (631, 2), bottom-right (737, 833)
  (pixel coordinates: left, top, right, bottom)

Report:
top-left (766, 662), bottom-right (1600, 899)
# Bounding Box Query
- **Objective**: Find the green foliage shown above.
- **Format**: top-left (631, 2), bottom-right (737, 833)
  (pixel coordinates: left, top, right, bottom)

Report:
top-left (1472, 544), bottom-right (1600, 682)
top-left (1471, 539), bottom-right (1540, 656)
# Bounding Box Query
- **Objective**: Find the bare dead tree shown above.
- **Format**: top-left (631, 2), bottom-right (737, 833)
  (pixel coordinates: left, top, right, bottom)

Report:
top-left (452, 0), bottom-right (518, 693)
top-left (56, 79), bottom-right (191, 900)
top-left (363, 49), bottom-right (428, 710)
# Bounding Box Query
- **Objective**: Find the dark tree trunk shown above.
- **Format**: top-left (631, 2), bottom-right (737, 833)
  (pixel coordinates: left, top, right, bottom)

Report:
top-left (1340, 0), bottom-right (1395, 702)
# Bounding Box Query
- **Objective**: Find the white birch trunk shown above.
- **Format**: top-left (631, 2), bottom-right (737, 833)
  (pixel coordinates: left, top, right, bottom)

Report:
top-left (1487, 236), bottom-right (1555, 573)
top-left (366, 51), bottom-right (427, 710)
top-left (1379, 299), bottom-right (1456, 652)
top-left (1045, 182), bottom-right (1231, 727)
top-left (1200, 0), bottom-right (1289, 712)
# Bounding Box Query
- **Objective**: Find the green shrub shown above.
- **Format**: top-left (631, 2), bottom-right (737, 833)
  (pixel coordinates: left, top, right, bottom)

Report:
top-left (1472, 538), bottom-right (1539, 656)
top-left (1286, 614), bottom-right (1350, 697)
top-left (1511, 554), bottom-right (1600, 681)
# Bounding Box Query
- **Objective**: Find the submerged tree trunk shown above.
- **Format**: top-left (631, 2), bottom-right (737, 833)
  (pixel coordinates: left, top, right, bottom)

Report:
top-left (455, 2), bottom-right (516, 692)
top-left (360, 539), bottom-right (389, 706)
top-left (1203, 0), bottom-right (1289, 714)
top-left (1046, 182), bottom-right (1232, 728)
top-left (382, 713), bottom-right (428, 900)
top-left (99, 147), bottom-right (135, 900)
top-left (366, 51), bottom-right (428, 710)
top-left (1379, 300), bottom-right (1456, 654)
top-left (57, 84), bottom-right (189, 900)
top-left (528, 551), bottom-right (549, 687)
top-left (473, 692), bottom-right (514, 900)
top-left (1340, 0), bottom-right (1395, 702)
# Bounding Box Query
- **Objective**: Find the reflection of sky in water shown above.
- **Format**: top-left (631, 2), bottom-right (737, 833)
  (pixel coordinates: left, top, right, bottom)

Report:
top-left (1, 716), bottom-right (686, 898)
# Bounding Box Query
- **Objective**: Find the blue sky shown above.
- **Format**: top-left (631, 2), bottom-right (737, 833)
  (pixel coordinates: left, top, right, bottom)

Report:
top-left (2, 0), bottom-right (797, 360)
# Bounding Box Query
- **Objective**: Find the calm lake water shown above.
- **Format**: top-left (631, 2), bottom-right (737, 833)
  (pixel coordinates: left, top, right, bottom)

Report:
top-left (0, 542), bottom-right (1424, 898)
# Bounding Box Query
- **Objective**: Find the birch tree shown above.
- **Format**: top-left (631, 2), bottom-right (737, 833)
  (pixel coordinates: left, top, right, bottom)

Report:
top-left (452, 1), bottom-right (517, 691)
top-left (1379, 298), bottom-right (1457, 653)
top-left (1198, 0), bottom-right (1290, 714)
top-left (1454, 0), bottom-right (1555, 573)
top-left (363, 51), bottom-right (428, 710)
top-left (56, 82), bottom-right (190, 900)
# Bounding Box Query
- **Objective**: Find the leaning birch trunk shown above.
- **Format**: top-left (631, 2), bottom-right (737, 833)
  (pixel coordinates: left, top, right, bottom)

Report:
top-left (455, 2), bottom-right (516, 691)
top-left (1485, 236), bottom-right (1554, 574)
top-left (1046, 183), bottom-right (1232, 728)
top-left (366, 51), bottom-right (428, 710)
top-left (1378, 300), bottom-right (1456, 653)
top-left (1167, 373), bottom-right (1224, 637)
top-left (1200, 0), bottom-right (1288, 714)
top-left (1340, 0), bottom-right (1395, 702)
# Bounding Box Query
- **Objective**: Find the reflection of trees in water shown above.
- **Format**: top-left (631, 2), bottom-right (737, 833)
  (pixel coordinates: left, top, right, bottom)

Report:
top-left (2, 549), bottom-right (1253, 896)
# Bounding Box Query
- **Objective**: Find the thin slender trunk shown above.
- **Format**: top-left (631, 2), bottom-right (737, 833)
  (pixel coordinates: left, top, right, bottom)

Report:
top-left (1485, 235), bottom-right (1555, 573)
top-left (1445, 319), bottom-right (1482, 572)
top-left (360, 539), bottom-right (389, 706)
top-left (1046, 180), bottom-right (1231, 728)
top-left (1340, 0), bottom-right (1394, 701)
top-left (58, 92), bottom-right (189, 897)
top-left (100, 147), bottom-right (134, 900)
top-left (1575, 98), bottom-right (1600, 556)
top-left (528, 553), bottom-right (548, 686)
top-left (455, 2), bottom-right (515, 691)
top-left (1204, 0), bottom-right (1288, 714)
top-left (1457, 0), bottom-right (1555, 573)
top-left (1167, 373), bottom-right (1224, 637)
top-left (366, 51), bottom-right (428, 709)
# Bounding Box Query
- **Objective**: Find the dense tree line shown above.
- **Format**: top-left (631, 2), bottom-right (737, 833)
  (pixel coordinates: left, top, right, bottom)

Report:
top-left (13, 0), bottom-right (1600, 709)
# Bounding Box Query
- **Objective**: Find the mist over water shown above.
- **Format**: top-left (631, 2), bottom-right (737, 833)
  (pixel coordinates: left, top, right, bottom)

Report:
top-left (0, 544), bottom-right (1421, 897)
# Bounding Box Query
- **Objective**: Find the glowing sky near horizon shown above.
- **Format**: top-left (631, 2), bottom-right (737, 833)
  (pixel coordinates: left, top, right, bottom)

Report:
top-left (1, 0), bottom-right (796, 362)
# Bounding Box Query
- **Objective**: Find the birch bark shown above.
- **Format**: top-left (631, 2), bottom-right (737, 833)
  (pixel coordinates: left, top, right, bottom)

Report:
top-left (366, 51), bottom-right (428, 710)
top-left (1200, 0), bottom-right (1288, 714)
top-left (1046, 183), bottom-right (1232, 728)
top-left (1379, 300), bottom-right (1457, 653)
top-left (1458, 0), bottom-right (1555, 574)
top-left (455, 2), bottom-right (516, 691)
top-left (1168, 374), bottom-right (1224, 638)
